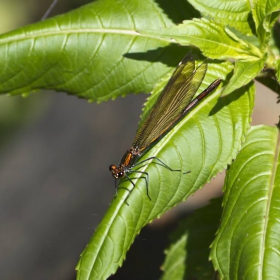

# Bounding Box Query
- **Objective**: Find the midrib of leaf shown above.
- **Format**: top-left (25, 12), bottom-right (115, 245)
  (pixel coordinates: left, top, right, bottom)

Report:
top-left (0, 29), bottom-right (164, 43)
top-left (1, 28), bottom-right (257, 58)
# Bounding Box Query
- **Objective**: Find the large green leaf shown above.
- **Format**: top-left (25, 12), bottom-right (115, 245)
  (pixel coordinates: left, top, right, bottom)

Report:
top-left (211, 125), bottom-right (280, 279)
top-left (0, 0), bottom-right (196, 102)
top-left (139, 19), bottom-right (263, 60)
top-left (76, 65), bottom-right (254, 279)
top-left (161, 198), bottom-right (222, 280)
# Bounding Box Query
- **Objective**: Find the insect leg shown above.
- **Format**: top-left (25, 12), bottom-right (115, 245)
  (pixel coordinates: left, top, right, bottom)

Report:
top-left (128, 170), bottom-right (151, 200)
top-left (133, 156), bottom-right (190, 174)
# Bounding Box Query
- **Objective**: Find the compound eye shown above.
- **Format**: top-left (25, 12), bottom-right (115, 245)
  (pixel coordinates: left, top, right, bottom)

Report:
top-left (109, 165), bottom-right (116, 171)
top-left (119, 171), bottom-right (124, 177)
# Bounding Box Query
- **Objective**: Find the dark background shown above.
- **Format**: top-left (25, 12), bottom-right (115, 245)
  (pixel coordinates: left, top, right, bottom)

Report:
top-left (0, 1), bottom-right (278, 279)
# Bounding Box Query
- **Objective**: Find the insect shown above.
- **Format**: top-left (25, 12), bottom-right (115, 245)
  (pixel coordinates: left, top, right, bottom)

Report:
top-left (109, 54), bottom-right (221, 199)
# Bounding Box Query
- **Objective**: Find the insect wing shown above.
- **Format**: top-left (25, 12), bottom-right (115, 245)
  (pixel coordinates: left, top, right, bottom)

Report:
top-left (133, 55), bottom-right (207, 152)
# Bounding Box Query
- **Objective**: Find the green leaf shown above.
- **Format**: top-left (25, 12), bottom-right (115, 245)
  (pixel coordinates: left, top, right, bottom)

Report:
top-left (211, 125), bottom-right (280, 279)
top-left (222, 55), bottom-right (267, 96)
top-left (0, 0), bottom-right (195, 102)
top-left (139, 19), bottom-right (263, 60)
top-left (161, 198), bottom-right (222, 280)
top-left (252, 0), bottom-right (280, 49)
top-left (76, 70), bottom-right (254, 279)
top-left (187, 0), bottom-right (254, 36)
